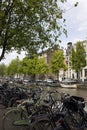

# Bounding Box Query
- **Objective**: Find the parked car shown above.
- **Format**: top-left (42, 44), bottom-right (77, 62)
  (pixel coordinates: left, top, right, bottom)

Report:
top-left (35, 80), bottom-right (44, 86)
top-left (14, 78), bottom-right (23, 84)
top-left (23, 79), bottom-right (35, 86)
top-left (83, 79), bottom-right (87, 84)
top-left (44, 79), bottom-right (54, 83)
top-left (42, 79), bottom-right (54, 86)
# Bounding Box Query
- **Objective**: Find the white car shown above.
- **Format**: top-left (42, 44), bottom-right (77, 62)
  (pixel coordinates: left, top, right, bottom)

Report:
top-left (23, 80), bottom-right (29, 85)
top-left (45, 79), bottom-right (53, 83)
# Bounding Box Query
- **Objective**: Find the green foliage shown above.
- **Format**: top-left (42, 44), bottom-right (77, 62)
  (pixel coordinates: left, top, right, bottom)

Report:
top-left (51, 49), bottom-right (66, 74)
top-left (0, 63), bottom-right (7, 76)
top-left (36, 58), bottom-right (48, 74)
top-left (21, 57), bottom-right (31, 75)
top-left (21, 55), bottom-right (38, 76)
top-left (0, 0), bottom-right (67, 60)
top-left (71, 41), bottom-right (86, 72)
top-left (7, 57), bottom-right (21, 76)
top-left (21, 55), bottom-right (48, 77)
top-left (28, 55), bottom-right (38, 75)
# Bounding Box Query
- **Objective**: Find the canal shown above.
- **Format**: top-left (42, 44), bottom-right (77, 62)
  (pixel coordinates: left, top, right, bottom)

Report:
top-left (45, 87), bottom-right (87, 110)
top-left (46, 87), bottom-right (87, 100)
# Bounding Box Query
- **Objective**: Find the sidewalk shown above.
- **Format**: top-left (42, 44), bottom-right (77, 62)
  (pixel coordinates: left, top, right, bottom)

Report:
top-left (0, 105), bottom-right (6, 130)
top-left (0, 104), bottom-right (28, 130)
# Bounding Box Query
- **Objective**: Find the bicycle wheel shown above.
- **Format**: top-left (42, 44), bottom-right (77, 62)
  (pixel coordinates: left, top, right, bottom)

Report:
top-left (8, 97), bottom-right (18, 107)
top-left (65, 111), bottom-right (83, 129)
top-left (53, 125), bottom-right (67, 130)
top-left (30, 117), bottom-right (53, 130)
top-left (0, 94), bottom-right (4, 105)
top-left (2, 108), bottom-right (29, 130)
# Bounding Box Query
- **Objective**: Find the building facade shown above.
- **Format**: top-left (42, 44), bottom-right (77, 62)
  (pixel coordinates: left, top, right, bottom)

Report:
top-left (38, 46), bottom-right (64, 80)
top-left (37, 41), bottom-right (87, 81)
top-left (38, 47), bottom-right (58, 80)
top-left (80, 41), bottom-right (87, 81)
top-left (65, 42), bottom-right (73, 79)
top-left (65, 41), bottom-right (87, 81)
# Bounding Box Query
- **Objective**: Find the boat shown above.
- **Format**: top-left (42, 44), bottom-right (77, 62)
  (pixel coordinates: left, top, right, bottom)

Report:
top-left (60, 79), bottom-right (78, 88)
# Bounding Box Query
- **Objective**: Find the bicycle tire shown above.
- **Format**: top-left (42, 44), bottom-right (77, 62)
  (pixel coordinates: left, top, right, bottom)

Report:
top-left (65, 111), bottom-right (83, 129)
top-left (8, 97), bottom-right (18, 107)
top-left (0, 94), bottom-right (3, 104)
top-left (54, 125), bottom-right (67, 130)
top-left (2, 108), bottom-right (29, 130)
top-left (30, 117), bottom-right (53, 130)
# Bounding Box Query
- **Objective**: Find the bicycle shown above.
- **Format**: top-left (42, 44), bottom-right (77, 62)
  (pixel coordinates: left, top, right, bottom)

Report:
top-left (29, 91), bottom-right (69, 130)
top-left (29, 92), bottom-right (87, 130)
top-left (62, 95), bottom-right (87, 130)
top-left (2, 102), bottom-right (30, 130)
top-left (2, 89), bottom-right (44, 130)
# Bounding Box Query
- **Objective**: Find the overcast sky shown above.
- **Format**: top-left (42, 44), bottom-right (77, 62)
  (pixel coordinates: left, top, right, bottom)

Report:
top-left (60, 0), bottom-right (87, 47)
top-left (0, 0), bottom-right (87, 65)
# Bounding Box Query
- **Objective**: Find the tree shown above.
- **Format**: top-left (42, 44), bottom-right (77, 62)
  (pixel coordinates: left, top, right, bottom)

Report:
top-left (20, 57), bottom-right (30, 76)
top-left (20, 56), bottom-right (48, 80)
top-left (51, 49), bottom-right (66, 80)
top-left (71, 41), bottom-right (86, 79)
top-left (0, 0), bottom-right (68, 61)
top-left (36, 57), bottom-right (48, 79)
top-left (7, 56), bottom-right (21, 77)
top-left (21, 55), bottom-right (38, 80)
top-left (0, 63), bottom-right (7, 76)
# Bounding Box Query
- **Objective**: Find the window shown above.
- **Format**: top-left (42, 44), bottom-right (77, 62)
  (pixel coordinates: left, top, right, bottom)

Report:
top-left (81, 70), bottom-right (82, 77)
top-left (84, 69), bottom-right (87, 77)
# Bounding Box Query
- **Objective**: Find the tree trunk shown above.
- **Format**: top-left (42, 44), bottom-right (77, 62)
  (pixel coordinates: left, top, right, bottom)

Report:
top-left (77, 71), bottom-right (80, 80)
top-left (56, 73), bottom-right (59, 80)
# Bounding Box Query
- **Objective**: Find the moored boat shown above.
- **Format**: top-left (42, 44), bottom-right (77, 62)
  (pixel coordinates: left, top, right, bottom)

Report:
top-left (60, 79), bottom-right (78, 88)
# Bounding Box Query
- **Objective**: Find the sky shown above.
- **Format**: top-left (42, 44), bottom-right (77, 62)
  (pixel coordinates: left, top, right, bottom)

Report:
top-left (60, 0), bottom-right (87, 47)
top-left (0, 0), bottom-right (87, 65)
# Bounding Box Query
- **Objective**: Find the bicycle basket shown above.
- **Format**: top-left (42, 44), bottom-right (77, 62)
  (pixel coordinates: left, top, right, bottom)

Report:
top-left (63, 96), bottom-right (85, 111)
top-left (71, 96), bottom-right (84, 102)
top-left (71, 96), bottom-right (85, 108)
top-left (63, 100), bottom-right (78, 111)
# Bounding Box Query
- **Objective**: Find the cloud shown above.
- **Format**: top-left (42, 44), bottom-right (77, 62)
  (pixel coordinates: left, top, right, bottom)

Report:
top-left (76, 1), bottom-right (87, 21)
top-left (61, 0), bottom-right (87, 47)
top-left (64, 0), bottom-right (87, 22)
top-left (0, 51), bottom-right (25, 65)
top-left (78, 22), bottom-right (87, 31)
top-left (72, 38), bottom-right (83, 43)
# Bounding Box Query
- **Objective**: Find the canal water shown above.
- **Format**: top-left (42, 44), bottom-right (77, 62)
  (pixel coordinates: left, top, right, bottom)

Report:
top-left (46, 87), bottom-right (87, 100)
top-left (45, 87), bottom-right (87, 110)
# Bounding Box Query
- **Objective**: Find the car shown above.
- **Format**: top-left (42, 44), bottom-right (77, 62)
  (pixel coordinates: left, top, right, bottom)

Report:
top-left (44, 79), bottom-right (54, 83)
top-left (23, 79), bottom-right (29, 85)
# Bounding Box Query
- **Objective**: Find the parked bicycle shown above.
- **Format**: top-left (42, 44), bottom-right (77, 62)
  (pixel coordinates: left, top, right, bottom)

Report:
top-left (29, 91), bottom-right (87, 130)
top-left (2, 89), bottom-right (87, 130)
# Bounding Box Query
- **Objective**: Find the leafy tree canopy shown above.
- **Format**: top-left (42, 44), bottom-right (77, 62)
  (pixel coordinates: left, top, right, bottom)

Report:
top-left (21, 55), bottom-right (38, 75)
top-left (36, 57), bottom-right (48, 74)
top-left (7, 56), bottom-right (21, 75)
top-left (0, 0), bottom-right (68, 61)
top-left (0, 63), bottom-right (7, 76)
top-left (51, 49), bottom-right (66, 74)
top-left (71, 41), bottom-right (86, 72)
